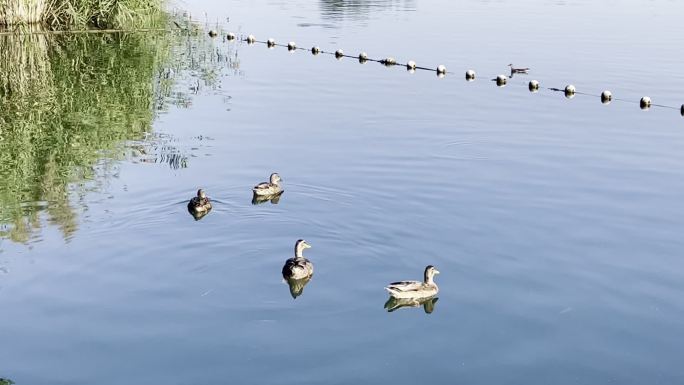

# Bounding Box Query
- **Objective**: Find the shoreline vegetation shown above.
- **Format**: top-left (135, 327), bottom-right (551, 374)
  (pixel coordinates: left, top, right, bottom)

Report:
top-left (0, 0), bottom-right (166, 30)
top-left (0, 9), bottom-right (238, 243)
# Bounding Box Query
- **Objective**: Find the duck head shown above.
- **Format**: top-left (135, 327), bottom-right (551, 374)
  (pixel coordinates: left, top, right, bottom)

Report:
top-left (294, 239), bottom-right (311, 257)
top-left (197, 189), bottom-right (207, 199)
top-left (424, 265), bottom-right (440, 284)
top-left (270, 173), bottom-right (282, 185)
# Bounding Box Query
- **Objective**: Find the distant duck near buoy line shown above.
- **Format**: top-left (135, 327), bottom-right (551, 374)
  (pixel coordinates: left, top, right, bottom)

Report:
top-left (508, 63), bottom-right (530, 75)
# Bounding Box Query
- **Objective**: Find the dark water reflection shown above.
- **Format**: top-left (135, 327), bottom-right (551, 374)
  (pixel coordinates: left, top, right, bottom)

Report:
top-left (384, 296), bottom-right (438, 313)
top-left (319, 0), bottom-right (416, 20)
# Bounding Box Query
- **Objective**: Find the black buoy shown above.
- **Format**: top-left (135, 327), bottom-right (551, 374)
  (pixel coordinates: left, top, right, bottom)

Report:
top-left (640, 96), bottom-right (651, 110)
top-left (601, 90), bottom-right (612, 105)
top-left (358, 52), bottom-right (368, 63)
top-left (208, 30), bottom-right (218, 38)
top-left (382, 57), bottom-right (397, 66)
top-left (311, 46), bottom-right (321, 55)
top-left (335, 49), bottom-right (344, 59)
top-left (465, 70), bottom-right (475, 81)
top-left (564, 85), bottom-right (576, 99)
top-left (528, 80), bottom-right (539, 92)
top-left (267, 38), bottom-right (275, 48)
top-left (496, 74), bottom-right (507, 87)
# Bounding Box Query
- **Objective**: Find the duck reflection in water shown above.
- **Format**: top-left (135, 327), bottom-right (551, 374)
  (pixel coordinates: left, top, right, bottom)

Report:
top-left (251, 190), bottom-right (283, 205)
top-left (284, 276), bottom-right (312, 299)
top-left (384, 296), bottom-right (439, 314)
top-left (282, 239), bottom-right (314, 298)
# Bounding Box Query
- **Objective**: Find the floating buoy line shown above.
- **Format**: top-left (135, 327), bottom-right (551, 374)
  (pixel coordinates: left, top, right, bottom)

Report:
top-left (217, 32), bottom-right (683, 118)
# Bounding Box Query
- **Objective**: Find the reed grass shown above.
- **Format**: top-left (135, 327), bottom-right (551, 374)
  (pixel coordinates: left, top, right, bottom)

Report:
top-left (0, 0), bottom-right (165, 29)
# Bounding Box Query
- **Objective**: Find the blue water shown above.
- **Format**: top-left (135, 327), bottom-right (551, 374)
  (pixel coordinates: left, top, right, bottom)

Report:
top-left (1, 1), bottom-right (684, 384)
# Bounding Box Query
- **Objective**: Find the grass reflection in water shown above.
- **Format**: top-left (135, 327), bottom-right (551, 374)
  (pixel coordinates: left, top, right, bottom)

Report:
top-left (0, 22), bottom-right (238, 244)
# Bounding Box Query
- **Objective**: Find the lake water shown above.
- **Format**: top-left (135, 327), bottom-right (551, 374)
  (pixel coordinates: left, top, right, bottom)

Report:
top-left (1, 1), bottom-right (684, 384)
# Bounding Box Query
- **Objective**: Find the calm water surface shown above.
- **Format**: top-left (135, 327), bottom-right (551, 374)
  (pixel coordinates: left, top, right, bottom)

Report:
top-left (1, 1), bottom-right (684, 384)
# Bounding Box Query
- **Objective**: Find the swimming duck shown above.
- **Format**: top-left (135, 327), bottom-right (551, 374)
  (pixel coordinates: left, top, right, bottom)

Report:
top-left (282, 239), bottom-right (313, 280)
top-left (385, 265), bottom-right (439, 299)
top-left (253, 173), bottom-right (283, 196)
top-left (508, 63), bottom-right (530, 75)
top-left (188, 188), bottom-right (212, 214)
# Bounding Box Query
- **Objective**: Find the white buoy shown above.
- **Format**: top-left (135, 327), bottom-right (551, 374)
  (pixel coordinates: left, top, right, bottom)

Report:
top-left (601, 90), bottom-right (612, 104)
top-left (437, 65), bottom-right (447, 75)
top-left (335, 49), bottom-right (344, 59)
top-left (311, 46), bottom-right (321, 55)
top-left (465, 70), bottom-right (476, 81)
top-left (246, 35), bottom-right (256, 44)
top-left (564, 85), bottom-right (576, 99)
top-left (383, 57), bottom-right (397, 66)
top-left (496, 74), bottom-right (507, 87)
top-left (287, 41), bottom-right (296, 51)
top-left (208, 30), bottom-right (218, 38)
top-left (528, 80), bottom-right (539, 92)
top-left (407, 60), bottom-right (417, 70)
top-left (267, 38), bottom-right (275, 48)
top-left (640, 96), bottom-right (651, 110)
top-left (226, 32), bottom-right (236, 40)
top-left (358, 52), bottom-right (368, 63)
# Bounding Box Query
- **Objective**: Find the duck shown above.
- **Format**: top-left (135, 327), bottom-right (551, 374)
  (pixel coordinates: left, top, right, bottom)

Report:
top-left (385, 265), bottom-right (439, 299)
top-left (508, 63), bottom-right (530, 75)
top-left (282, 239), bottom-right (313, 280)
top-left (188, 188), bottom-right (212, 213)
top-left (253, 173), bottom-right (283, 196)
